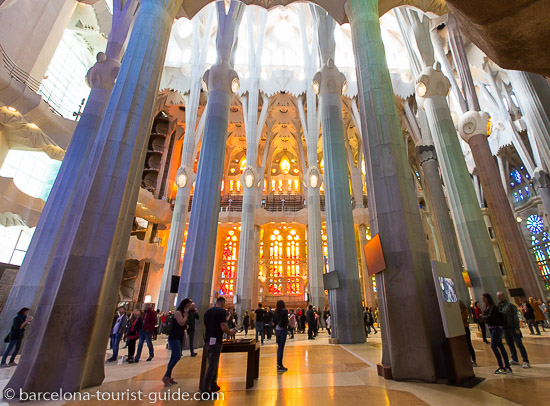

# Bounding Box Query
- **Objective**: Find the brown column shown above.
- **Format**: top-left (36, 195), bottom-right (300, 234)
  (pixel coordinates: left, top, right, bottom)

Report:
top-left (459, 112), bottom-right (544, 298)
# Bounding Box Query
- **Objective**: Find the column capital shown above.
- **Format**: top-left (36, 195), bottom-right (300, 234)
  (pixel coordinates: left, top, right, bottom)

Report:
top-left (203, 61), bottom-right (239, 94)
top-left (534, 169), bottom-right (550, 189)
top-left (241, 166), bottom-right (261, 189)
top-left (304, 166), bottom-right (323, 189)
top-left (85, 52), bottom-right (121, 92)
top-left (458, 110), bottom-right (490, 143)
top-left (313, 58), bottom-right (347, 96)
top-left (416, 143), bottom-right (438, 164)
top-left (175, 165), bottom-right (195, 189)
top-left (415, 62), bottom-right (451, 110)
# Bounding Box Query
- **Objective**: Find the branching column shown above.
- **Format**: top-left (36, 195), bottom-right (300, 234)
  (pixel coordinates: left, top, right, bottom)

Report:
top-left (177, 0), bottom-right (244, 345)
top-left (315, 59), bottom-right (364, 344)
top-left (458, 112), bottom-right (545, 298)
top-left (0, 0), bottom-right (138, 354)
top-left (345, 0), bottom-right (447, 381)
top-left (5, 0), bottom-right (182, 394)
top-left (416, 144), bottom-right (469, 301)
top-left (448, 15), bottom-right (544, 298)
top-left (416, 64), bottom-right (505, 300)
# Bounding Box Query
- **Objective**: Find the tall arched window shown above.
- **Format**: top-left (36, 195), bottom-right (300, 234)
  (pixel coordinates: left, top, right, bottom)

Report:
top-left (509, 167), bottom-right (532, 204)
top-left (526, 214), bottom-right (550, 289)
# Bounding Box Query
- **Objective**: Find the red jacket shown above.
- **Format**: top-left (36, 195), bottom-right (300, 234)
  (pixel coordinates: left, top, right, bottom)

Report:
top-left (142, 309), bottom-right (158, 332)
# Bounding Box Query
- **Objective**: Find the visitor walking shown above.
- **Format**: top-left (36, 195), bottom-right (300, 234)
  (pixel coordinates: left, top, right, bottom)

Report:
top-left (497, 292), bottom-right (530, 368)
top-left (367, 308), bottom-right (377, 334)
top-left (459, 300), bottom-right (476, 367)
top-left (255, 303), bottom-right (265, 344)
top-left (307, 305), bottom-right (315, 340)
top-left (523, 300), bottom-right (540, 335)
top-left (126, 309), bottom-right (143, 363)
top-left (135, 303), bottom-right (157, 362)
top-left (326, 314), bottom-right (332, 336)
top-left (243, 310), bottom-right (250, 337)
top-left (530, 297), bottom-right (546, 332)
top-left (1, 307), bottom-right (32, 367)
top-left (107, 306), bottom-right (128, 362)
top-left (186, 302), bottom-right (199, 357)
top-left (474, 301), bottom-right (489, 343)
top-left (274, 300), bottom-right (289, 372)
top-left (481, 293), bottom-right (511, 374)
top-left (200, 297), bottom-right (235, 395)
top-left (288, 310), bottom-right (296, 339)
top-left (162, 298), bottom-right (191, 387)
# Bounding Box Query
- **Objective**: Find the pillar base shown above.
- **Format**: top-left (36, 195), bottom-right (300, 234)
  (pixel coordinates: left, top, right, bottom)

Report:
top-left (377, 364), bottom-right (393, 380)
top-left (328, 338), bottom-right (339, 344)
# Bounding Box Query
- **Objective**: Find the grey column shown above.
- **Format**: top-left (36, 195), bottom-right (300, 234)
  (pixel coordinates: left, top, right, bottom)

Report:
top-left (508, 70), bottom-right (550, 173)
top-left (306, 176), bottom-right (325, 309)
top-left (177, 0), bottom-right (244, 345)
top-left (0, 0), bottom-right (138, 354)
top-left (316, 59), bottom-right (364, 344)
top-left (416, 64), bottom-right (505, 300)
top-left (534, 170), bottom-right (550, 217)
top-left (5, 0), bottom-right (181, 394)
top-left (416, 144), bottom-right (469, 301)
top-left (346, 0), bottom-right (448, 381)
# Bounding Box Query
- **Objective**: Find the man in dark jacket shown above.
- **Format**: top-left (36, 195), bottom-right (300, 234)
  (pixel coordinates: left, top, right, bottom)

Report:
top-left (107, 306), bottom-right (128, 362)
top-left (306, 305), bottom-right (315, 340)
top-left (186, 302), bottom-right (199, 357)
top-left (135, 303), bottom-right (157, 362)
top-left (497, 292), bottom-right (530, 368)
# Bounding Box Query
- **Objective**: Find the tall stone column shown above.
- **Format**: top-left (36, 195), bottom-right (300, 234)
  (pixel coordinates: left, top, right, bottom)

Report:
top-left (448, 15), bottom-right (544, 298)
top-left (315, 59), bottom-right (364, 344)
top-left (305, 166), bottom-right (325, 308)
top-left (459, 112), bottom-right (546, 298)
top-left (534, 170), bottom-right (550, 218)
top-left (157, 10), bottom-right (215, 312)
top-left (236, 170), bottom-right (261, 316)
top-left (0, 0), bottom-right (138, 354)
top-left (416, 63), bottom-right (505, 300)
top-left (298, 6), bottom-right (325, 310)
top-left (177, 0), bottom-right (244, 345)
top-left (416, 144), bottom-right (469, 301)
top-left (507, 71), bottom-right (550, 172)
top-left (345, 0), bottom-right (447, 381)
top-left (4, 0), bottom-right (182, 394)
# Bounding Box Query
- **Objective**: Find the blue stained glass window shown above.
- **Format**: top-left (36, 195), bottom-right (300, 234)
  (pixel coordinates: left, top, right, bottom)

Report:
top-left (525, 187), bottom-right (530, 197)
top-left (527, 215), bottom-right (545, 234)
top-left (512, 169), bottom-right (522, 184)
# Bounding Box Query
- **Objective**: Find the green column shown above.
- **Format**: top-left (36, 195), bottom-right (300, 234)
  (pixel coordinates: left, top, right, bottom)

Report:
top-left (345, 0), bottom-right (447, 381)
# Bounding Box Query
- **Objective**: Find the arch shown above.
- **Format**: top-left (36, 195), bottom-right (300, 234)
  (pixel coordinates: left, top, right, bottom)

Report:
top-left (178, 0), bottom-right (448, 25)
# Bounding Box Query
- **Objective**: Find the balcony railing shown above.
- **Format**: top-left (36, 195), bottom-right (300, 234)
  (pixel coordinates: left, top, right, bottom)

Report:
top-left (1, 42), bottom-right (63, 117)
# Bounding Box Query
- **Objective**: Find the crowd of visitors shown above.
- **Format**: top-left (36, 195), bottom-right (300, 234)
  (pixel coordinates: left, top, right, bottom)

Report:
top-left (3, 291), bottom-right (549, 392)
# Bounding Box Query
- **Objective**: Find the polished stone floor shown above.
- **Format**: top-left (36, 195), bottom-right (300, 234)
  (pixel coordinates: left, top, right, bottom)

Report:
top-left (1, 325), bottom-right (550, 405)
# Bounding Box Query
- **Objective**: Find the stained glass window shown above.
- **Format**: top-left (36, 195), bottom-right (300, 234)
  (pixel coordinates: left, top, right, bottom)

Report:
top-left (526, 215), bottom-right (544, 234)
top-left (263, 227), bottom-right (305, 296)
top-left (220, 229), bottom-right (238, 296)
top-left (530, 232), bottom-right (550, 288)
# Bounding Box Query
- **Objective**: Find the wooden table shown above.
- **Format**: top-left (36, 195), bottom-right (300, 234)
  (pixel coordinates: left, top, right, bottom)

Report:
top-left (199, 339), bottom-right (260, 389)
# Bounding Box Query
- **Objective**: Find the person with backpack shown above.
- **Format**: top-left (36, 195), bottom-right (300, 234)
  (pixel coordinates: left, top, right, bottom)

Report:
top-left (367, 308), bottom-right (377, 334)
top-left (273, 300), bottom-right (289, 372)
top-left (186, 302), bottom-right (199, 357)
top-left (481, 293), bottom-right (511, 374)
top-left (127, 309), bottom-right (143, 363)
